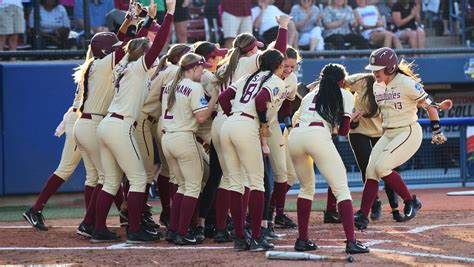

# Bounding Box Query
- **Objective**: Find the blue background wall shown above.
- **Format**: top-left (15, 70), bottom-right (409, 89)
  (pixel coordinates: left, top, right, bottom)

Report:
top-left (0, 55), bottom-right (472, 195)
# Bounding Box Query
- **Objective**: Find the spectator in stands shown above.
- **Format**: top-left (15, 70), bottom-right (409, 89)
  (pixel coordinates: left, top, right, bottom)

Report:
top-left (174, 0), bottom-right (190, 43)
top-left (59, 0), bottom-right (74, 17)
top-left (73, 0), bottom-right (114, 34)
top-left (221, 0), bottom-right (253, 48)
top-left (252, 0), bottom-right (298, 47)
top-left (391, 0), bottom-right (425, 48)
top-left (105, 1), bottom-right (127, 33)
top-left (29, 0), bottom-right (72, 49)
top-left (354, 0), bottom-right (402, 48)
top-left (0, 0), bottom-right (25, 56)
top-left (322, 0), bottom-right (369, 50)
top-left (274, 0), bottom-right (294, 13)
top-left (290, 0), bottom-right (324, 51)
top-left (441, 0), bottom-right (456, 36)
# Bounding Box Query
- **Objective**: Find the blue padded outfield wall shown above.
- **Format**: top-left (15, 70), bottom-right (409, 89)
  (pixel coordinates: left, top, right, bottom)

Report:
top-left (0, 55), bottom-right (473, 195)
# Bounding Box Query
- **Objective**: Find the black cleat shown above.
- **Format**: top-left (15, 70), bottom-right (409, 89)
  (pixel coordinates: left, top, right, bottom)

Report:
top-left (76, 222), bottom-right (95, 238)
top-left (261, 226), bottom-right (279, 241)
top-left (23, 208), bottom-right (48, 231)
top-left (274, 214), bottom-right (298, 228)
top-left (174, 232), bottom-right (197, 246)
top-left (370, 199), bottom-right (382, 221)
top-left (193, 226), bottom-right (205, 244)
top-left (214, 229), bottom-right (232, 243)
top-left (323, 210), bottom-right (341, 224)
top-left (294, 239), bottom-right (317, 252)
top-left (127, 227), bottom-right (160, 244)
top-left (119, 210), bottom-right (128, 227)
top-left (165, 230), bottom-right (177, 243)
top-left (234, 237), bottom-right (249, 251)
top-left (392, 210), bottom-right (403, 222)
top-left (354, 210), bottom-right (369, 230)
top-left (249, 236), bottom-right (274, 252)
top-left (346, 240), bottom-right (370, 254)
top-left (401, 195), bottom-right (422, 222)
top-left (159, 212), bottom-right (170, 228)
top-left (142, 210), bottom-right (160, 229)
top-left (90, 228), bottom-right (121, 243)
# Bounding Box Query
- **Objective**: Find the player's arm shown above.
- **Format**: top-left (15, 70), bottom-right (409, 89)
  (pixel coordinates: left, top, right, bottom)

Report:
top-left (279, 99), bottom-right (293, 130)
top-left (256, 88), bottom-right (272, 137)
top-left (195, 88), bottom-right (218, 124)
top-left (418, 96), bottom-right (453, 145)
top-left (274, 15), bottom-right (291, 54)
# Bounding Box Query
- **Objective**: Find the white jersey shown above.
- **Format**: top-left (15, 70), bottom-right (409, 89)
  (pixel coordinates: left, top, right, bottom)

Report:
top-left (373, 73), bottom-right (428, 128)
top-left (143, 63), bottom-right (179, 119)
top-left (267, 72), bottom-right (298, 123)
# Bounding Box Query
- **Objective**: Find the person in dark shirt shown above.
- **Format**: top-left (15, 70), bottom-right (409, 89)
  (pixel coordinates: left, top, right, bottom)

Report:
top-left (391, 0), bottom-right (425, 48)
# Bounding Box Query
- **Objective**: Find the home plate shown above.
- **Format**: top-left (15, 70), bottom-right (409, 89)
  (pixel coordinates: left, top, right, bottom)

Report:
top-left (447, 190), bottom-right (474, 196)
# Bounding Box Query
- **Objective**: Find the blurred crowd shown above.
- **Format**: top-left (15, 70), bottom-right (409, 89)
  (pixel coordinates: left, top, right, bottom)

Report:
top-left (0, 0), bottom-right (471, 56)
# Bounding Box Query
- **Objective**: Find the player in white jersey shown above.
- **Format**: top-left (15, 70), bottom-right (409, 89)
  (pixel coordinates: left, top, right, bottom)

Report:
top-left (219, 49), bottom-right (285, 252)
top-left (354, 47), bottom-right (451, 230)
top-left (161, 53), bottom-right (218, 245)
top-left (289, 63), bottom-right (369, 254)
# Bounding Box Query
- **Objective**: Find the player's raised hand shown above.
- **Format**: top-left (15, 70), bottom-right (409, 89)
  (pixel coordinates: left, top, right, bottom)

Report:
top-left (148, 0), bottom-right (157, 19)
top-left (276, 14), bottom-right (292, 29)
top-left (350, 111), bottom-right (363, 123)
top-left (166, 0), bottom-right (176, 15)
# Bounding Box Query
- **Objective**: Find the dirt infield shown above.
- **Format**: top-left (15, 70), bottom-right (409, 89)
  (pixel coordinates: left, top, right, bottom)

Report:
top-left (1, 187), bottom-right (473, 266)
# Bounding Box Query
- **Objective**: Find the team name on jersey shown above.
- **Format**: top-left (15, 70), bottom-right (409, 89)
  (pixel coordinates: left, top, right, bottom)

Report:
top-left (163, 84), bottom-right (193, 97)
top-left (375, 91), bottom-right (401, 102)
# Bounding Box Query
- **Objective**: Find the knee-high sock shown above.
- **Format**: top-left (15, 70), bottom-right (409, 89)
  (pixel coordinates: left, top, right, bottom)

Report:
top-left (178, 196), bottom-right (198, 235)
top-left (385, 185), bottom-right (399, 209)
top-left (95, 190), bottom-right (115, 231)
top-left (83, 184), bottom-right (103, 224)
top-left (326, 187), bottom-right (337, 212)
top-left (360, 179), bottom-right (379, 218)
top-left (114, 184), bottom-right (124, 211)
top-left (157, 175), bottom-right (171, 215)
top-left (84, 185), bottom-right (94, 209)
top-left (269, 190), bottom-right (276, 211)
top-left (215, 188), bottom-right (230, 231)
top-left (274, 182), bottom-right (288, 216)
top-left (32, 174), bottom-right (65, 212)
top-left (190, 198), bottom-right (200, 227)
top-left (229, 191), bottom-right (244, 239)
top-left (169, 193), bottom-right (183, 232)
top-left (381, 171), bottom-right (413, 202)
top-left (249, 190), bottom-right (264, 239)
top-left (297, 198), bottom-right (311, 241)
top-left (242, 187), bottom-right (250, 219)
top-left (338, 199), bottom-right (355, 242)
top-left (170, 183), bottom-right (178, 199)
top-left (128, 191), bottom-right (146, 232)
top-left (122, 180), bottom-right (129, 201)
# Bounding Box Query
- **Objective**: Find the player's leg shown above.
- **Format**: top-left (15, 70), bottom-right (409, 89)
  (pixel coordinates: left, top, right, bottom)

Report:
top-left (155, 118), bottom-right (171, 227)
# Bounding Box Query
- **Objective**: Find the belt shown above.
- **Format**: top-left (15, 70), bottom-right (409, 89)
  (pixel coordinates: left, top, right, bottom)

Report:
top-left (72, 108), bottom-right (78, 112)
top-left (230, 112), bottom-right (255, 120)
top-left (111, 112), bottom-right (137, 128)
top-left (81, 113), bottom-right (105, 120)
top-left (294, 122), bottom-right (324, 128)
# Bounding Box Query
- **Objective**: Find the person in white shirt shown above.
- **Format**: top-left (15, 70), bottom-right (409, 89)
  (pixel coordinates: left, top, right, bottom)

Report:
top-left (0, 0), bottom-right (25, 56)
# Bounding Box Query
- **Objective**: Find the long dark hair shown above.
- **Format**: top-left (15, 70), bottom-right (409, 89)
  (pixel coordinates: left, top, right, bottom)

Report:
top-left (316, 64), bottom-right (347, 127)
top-left (347, 73), bottom-right (378, 118)
top-left (240, 49), bottom-right (284, 102)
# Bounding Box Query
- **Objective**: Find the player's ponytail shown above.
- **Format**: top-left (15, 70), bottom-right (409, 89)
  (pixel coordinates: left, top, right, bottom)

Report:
top-left (396, 59), bottom-right (422, 84)
top-left (215, 33), bottom-right (255, 86)
top-left (124, 37), bottom-right (151, 62)
top-left (152, 44), bottom-right (191, 80)
top-left (346, 73), bottom-right (379, 118)
top-left (316, 64), bottom-right (346, 128)
top-left (167, 53), bottom-right (202, 111)
top-left (73, 46), bottom-right (94, 112)
top-left (256, 49), bottom-right (284, 93)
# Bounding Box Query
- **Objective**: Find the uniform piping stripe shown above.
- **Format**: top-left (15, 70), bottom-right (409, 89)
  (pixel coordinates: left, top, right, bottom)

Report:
top-left (390, 125), bottom-right (412, 154)
top-left (414, 93), bottom-right (428, 101)
top-left (193, 106), bottom-right (208, 113)
top-left (129, 125), bottom-right (141, 161)
top-left (142, 120), bottom-right (150, 156)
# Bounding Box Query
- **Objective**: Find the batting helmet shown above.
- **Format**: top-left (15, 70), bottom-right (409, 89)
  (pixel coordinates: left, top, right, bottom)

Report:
top-left (365, 47), bottom-right (398, 75)
top-left (90, 32), bottom-right (122, 59)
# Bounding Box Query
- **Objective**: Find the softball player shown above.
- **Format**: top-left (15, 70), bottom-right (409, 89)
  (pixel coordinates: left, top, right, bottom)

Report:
top-left (289, 63), bottom-right (369, 254)
top-left (219, 49), bottom-right (286, 252)
top-left (354, 47), bottom-right (449, 229)
top-left (150, 43), bottom-right (191, 228)
top-left (160, 53), bottom-right (218, 245)
top-left (92, 2), bottom-right (174, 243)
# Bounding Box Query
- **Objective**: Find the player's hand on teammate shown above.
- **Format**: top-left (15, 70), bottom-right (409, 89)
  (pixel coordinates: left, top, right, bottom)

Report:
top-left (276, 14), bottom-right (292, 29)
top-left (350, 111), bottom-right (362, 123)
top-left (262, 143), bottom-right (271, 156)
top-left (166, 0), bottom-right (176, 15)
top-left (260, 124), bottom-right (272, 138)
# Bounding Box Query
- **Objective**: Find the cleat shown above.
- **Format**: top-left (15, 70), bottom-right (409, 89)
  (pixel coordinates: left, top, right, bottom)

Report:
top-left (159, 213), bottom-right (170, 228)
top-left (249, 236), bottom-right (274, 252)
top-left (294, 239), bottom-right (317, 252)
top-left (77, 222), bottom-right (95, 238)
top-left (142, 210), bottom-right (160, 229)
top-left (354, 210), bottom-right (369, 230)
top-left (165, 230), bottom-right (177, 243)
top-left (174, 232), bottom-right (197, 246)
top-left (193, 226), bottom-right (205, 244)
top-left (234, 237), bottom-right (249, 251)
top-left (23, 208), bottom-right (48, 231)
top-left (261, 226), bottom-right (279, 241)
top-left (274, 214), bottom-right (298, 228)
top-left (323, 210), bottom-right (341, 224)
top-left (127, 227), bottom-right (160, 244)
top-left (214, 229), bottom-right (232, 243)
top-left (90, 228), bottom-right (121, 243)
top-left (370, 199), bottom-right (382, 221)
top-left (346, 240), bottom-right (370, 254)
top-left (401, 195), bottom-right (422, 222)
top-left (392, 210), bottom-right (403, 222)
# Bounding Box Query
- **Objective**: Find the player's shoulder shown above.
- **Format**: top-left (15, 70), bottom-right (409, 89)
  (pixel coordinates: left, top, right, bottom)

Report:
top-left (182, 78), bottom-right (204, 90)
top-left (201, 69), bottom-right (214, 83)
top-left (285, 72), bottom-right (298, 86)
top-left (340, 88), bottom-right (353, 97)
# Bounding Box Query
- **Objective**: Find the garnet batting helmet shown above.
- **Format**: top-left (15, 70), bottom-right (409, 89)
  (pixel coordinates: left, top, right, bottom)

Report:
top-left (365, 47), bottom-right (398, 75)
top-left (90, 32), bottom-right (122, 59)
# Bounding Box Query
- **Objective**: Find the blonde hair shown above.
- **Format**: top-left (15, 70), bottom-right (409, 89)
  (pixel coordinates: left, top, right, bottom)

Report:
top-left (397, 59), bottom-right (422, 83)
top-left (72, 46), bottom-right (94, 85)
top-left (167, 53), bottom-right (203, 111)
top-left (124, 38), bottom-right (150, 62)
top-left (215, 33), bottom-right (256, 86)
top-left (152, 44), bottom-right (190, 80)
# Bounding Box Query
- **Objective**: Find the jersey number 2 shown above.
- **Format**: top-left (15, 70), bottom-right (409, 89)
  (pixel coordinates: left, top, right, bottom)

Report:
top-left (164, 109), bottom-right (174, 119)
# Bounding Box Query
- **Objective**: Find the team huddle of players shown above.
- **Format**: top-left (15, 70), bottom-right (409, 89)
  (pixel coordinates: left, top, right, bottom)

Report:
top-left (22, 0), bottom-right (452, 255)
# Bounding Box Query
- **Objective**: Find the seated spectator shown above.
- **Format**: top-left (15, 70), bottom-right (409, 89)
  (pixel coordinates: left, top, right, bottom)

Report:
top-left (322, 0), bottom-right (369, 50)
top-left (29, 0), bottom-right (72, 49)
top-left (174, 0), bottom-right (190, 43)
top-left (105, 5), bottom-right (126, 33)
top-left (0, 0), bottom-right (25, 55)
top-left (59, 0), bottom-right (74, 17)
top-left (221, 0), bottom-right (253, 48)
top-left (73, 0), bottom-right (115, 34)
top-left (290, 0), bottom-right (324, 51)
top-left (354, 0), bottom-right (401, 48)
top-left (391, 0), bottom-right (425, 48)
top-left (274, 0), bottom-right (294, 13)
top-left (252, 0), bottom-right (298, 47)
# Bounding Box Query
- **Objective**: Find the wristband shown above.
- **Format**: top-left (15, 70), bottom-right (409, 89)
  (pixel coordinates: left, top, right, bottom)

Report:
top-left (138, 9), bottom-right (148, 18)
top-left (350, 121), bottom-right (359, 129)
top-left (143, 15), bottom-right (154, 29)
top-left (430, 120), bottom-right (441, 133)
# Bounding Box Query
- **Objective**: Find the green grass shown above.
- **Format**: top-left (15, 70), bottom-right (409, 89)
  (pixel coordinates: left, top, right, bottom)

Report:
top-left (0, 199), bottom-right (361, 222)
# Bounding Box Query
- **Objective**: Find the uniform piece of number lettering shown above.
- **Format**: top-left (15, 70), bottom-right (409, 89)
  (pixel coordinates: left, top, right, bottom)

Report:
top-left (164, 109), bottom-right (174, 119)
top-left (308, 94), bottom-right (318, 111)
top-left (240, 83), bottom-right (258, 104)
